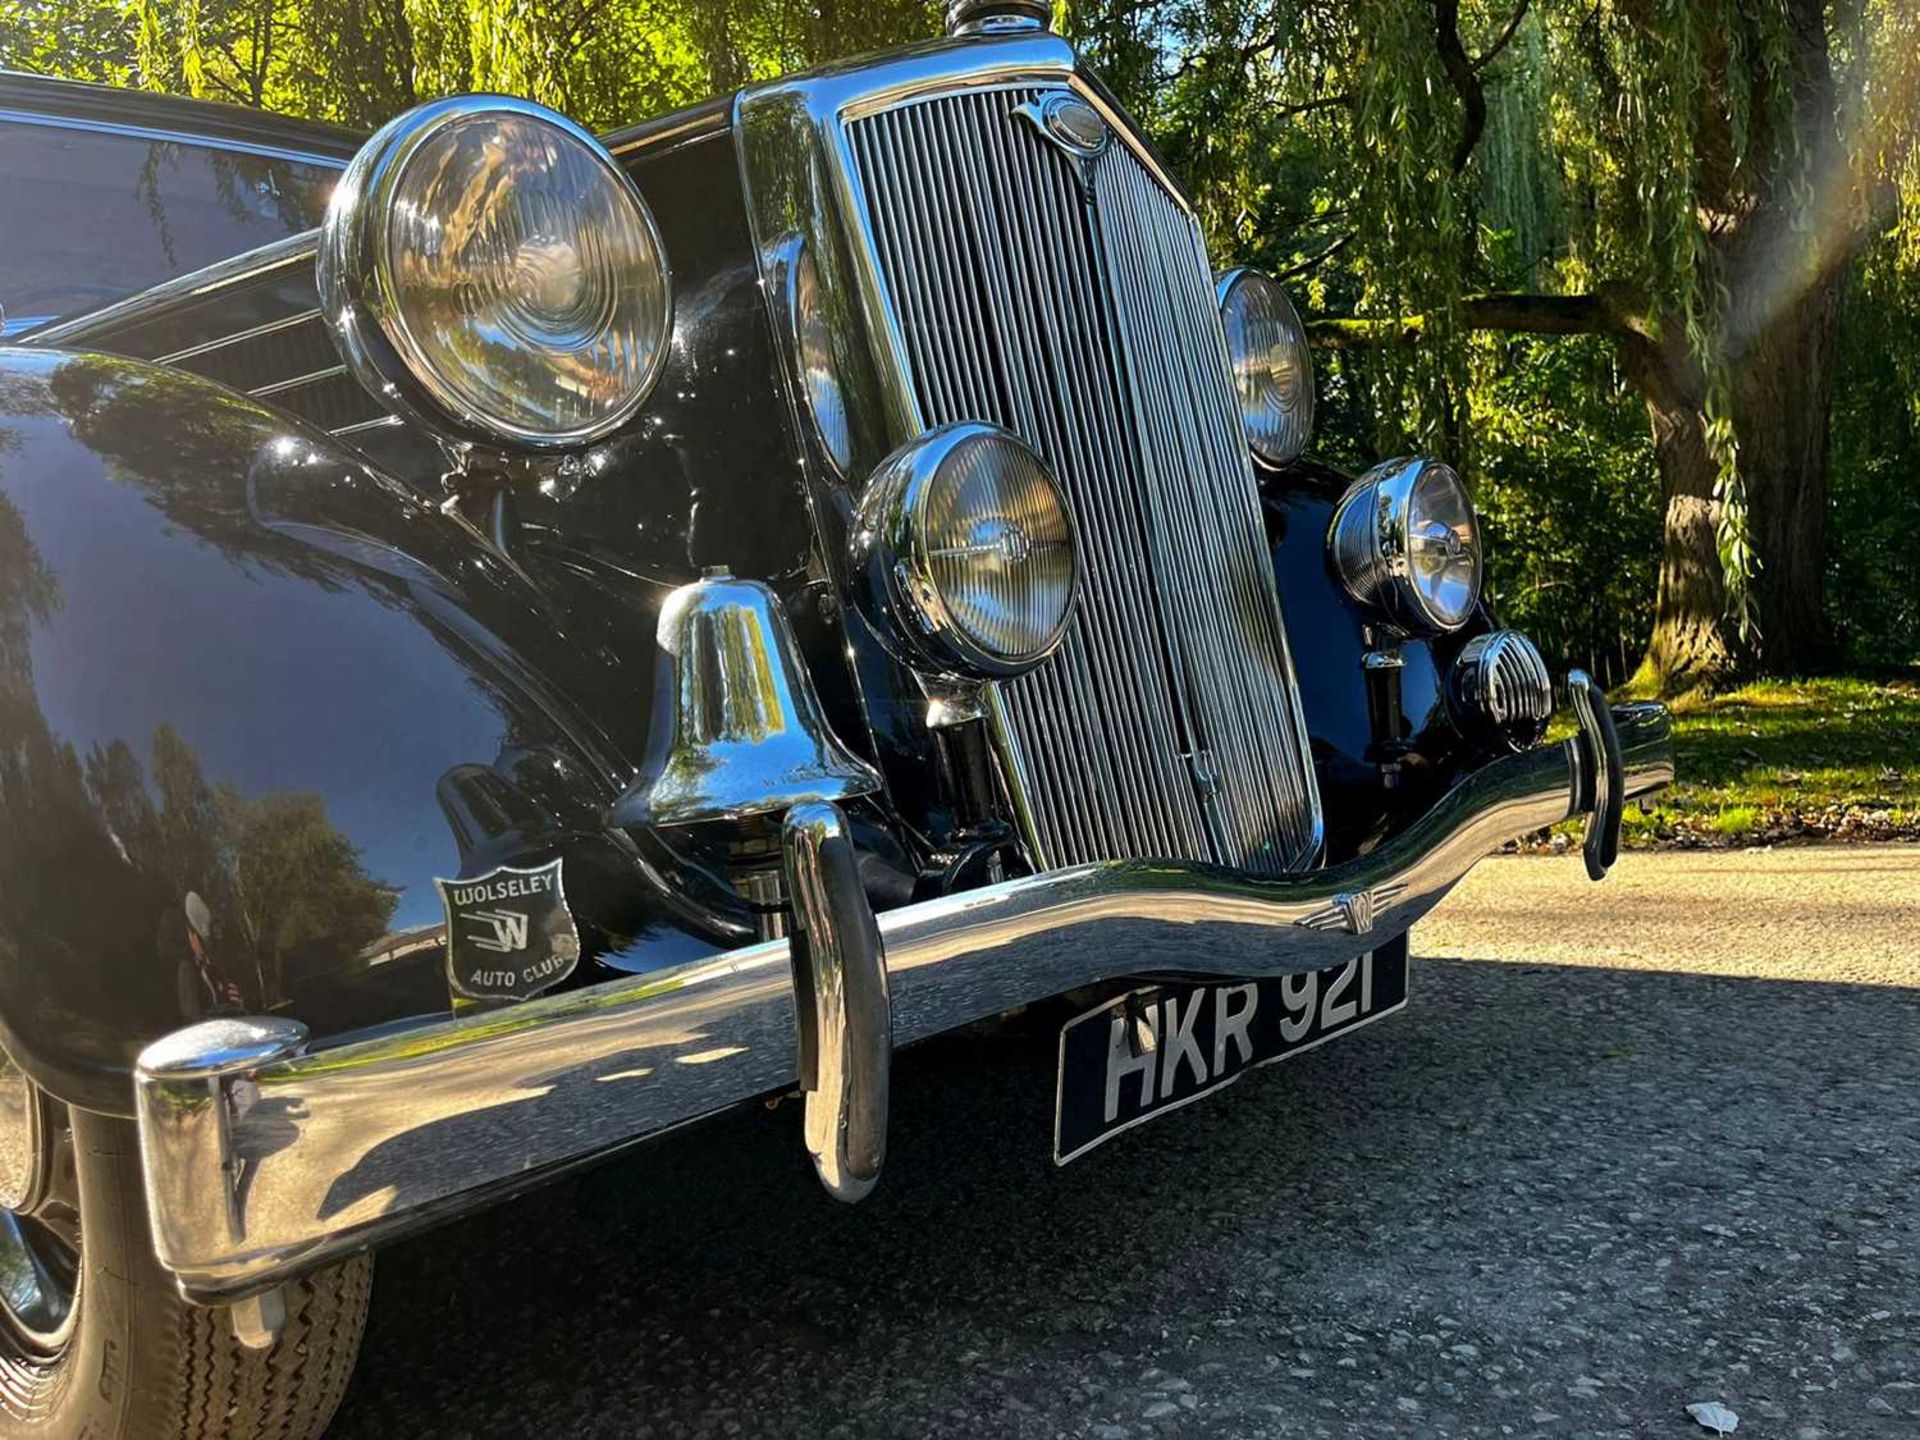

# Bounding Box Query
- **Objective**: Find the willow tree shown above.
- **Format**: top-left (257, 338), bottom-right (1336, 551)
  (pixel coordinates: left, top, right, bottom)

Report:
top-left (1073, 0), bottom-right (1920, 694)
top-left (7, 0), bottom-right (1915, 692)
top-left (0, 0), bottom-right (938, 131)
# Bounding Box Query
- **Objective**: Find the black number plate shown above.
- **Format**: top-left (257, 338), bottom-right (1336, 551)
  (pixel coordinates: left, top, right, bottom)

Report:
top-left (1052, 936), bottom-right (1410, 1165)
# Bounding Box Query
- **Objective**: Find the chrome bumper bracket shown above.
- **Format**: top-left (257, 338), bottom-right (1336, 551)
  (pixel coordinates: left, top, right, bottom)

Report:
top-left (134, 1016), bottom-right (311, 1309)
top-left (1569, 671), bottom-right (1628, 881)
top-left (784, 802), bottom-right (891, 1202)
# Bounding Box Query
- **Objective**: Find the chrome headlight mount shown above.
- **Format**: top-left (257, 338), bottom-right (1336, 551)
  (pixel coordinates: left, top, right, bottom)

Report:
top-left (319, 95), bottom-right (672, 450)
top-left (849, 423), bottom-right (1080, 684)
top-left (1217, 267), bottom-right (1315, 467)
top-left (1329, 456), bottom-right (1484, 635)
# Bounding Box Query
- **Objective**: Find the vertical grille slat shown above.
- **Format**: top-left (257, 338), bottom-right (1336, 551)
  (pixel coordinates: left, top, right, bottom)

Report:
top-left (996, 121), bottom-right (1198, 864)
top-left (1099, 152), bottom-right (1310, 869)
top-left (951, 94), bottom-right (1176, 859)
top-left (848, 86), bottom-right (1320, 874)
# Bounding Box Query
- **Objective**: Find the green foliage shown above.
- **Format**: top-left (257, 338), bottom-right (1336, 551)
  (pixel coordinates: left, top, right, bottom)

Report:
top-left (0, 0), bottom-right (135, 83)
top-left (1469, 334), bottom-right (1660, 688)
top-left (4, 0), bottom-right (1919, 674)
top-left (1830, 232), bottom-right (1920, 667)
top-left (1067, 0), bottom-right (1919, 670)
top-left (2, 0), bottom-right (943, 128)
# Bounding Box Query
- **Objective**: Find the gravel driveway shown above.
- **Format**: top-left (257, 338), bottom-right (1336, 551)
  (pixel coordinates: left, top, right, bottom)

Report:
top-left (326, 845), bottom-right (1920, 1439)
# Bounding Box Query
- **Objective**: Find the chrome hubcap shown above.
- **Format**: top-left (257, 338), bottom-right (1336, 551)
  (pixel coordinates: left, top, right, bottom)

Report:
top-left (0, 1058), bottom-right (77, 1358)
top-left (0, 1211), bottom-right (77, 1354)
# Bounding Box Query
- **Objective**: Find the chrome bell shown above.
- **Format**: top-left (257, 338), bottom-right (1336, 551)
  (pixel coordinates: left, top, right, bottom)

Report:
top-left (613, 569), bottom-right (894, 1202)
top-left (614, 567), bottom-right (881, 828)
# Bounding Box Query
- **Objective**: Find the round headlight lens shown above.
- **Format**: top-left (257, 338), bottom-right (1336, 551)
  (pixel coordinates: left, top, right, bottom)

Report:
top-left (1217, 268), bottom-right (1314, 466)
top-left (792, 241), bottom-right (853, 474)
top-left (1329, 457), bottom-right (1483, 634)
top-left (321, 96), bottom-right (671, 446)
top-left (852, 423), bottom-right (1079, 679)
top-left (1405, 462), bottom-right (1480, 628)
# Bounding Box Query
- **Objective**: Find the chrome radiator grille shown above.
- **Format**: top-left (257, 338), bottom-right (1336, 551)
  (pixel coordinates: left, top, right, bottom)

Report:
top-left (846, 86), bottom-right (1321, 874)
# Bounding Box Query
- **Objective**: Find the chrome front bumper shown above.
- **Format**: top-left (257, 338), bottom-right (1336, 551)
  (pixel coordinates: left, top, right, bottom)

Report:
top-left (135, 702), bottom-right (1671, 1304)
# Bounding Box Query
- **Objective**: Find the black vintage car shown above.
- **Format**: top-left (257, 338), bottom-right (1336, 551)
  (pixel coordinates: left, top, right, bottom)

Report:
top-left (0, 5), bottom-right (1671, 1436)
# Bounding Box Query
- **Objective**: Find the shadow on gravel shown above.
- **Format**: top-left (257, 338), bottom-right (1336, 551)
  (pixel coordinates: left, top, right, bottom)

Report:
top-left (328, 957), bottom-right (1918, 1440)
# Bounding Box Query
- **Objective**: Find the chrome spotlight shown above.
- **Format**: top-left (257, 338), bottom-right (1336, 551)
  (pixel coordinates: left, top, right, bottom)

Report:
top-left (849, 422), bottom-right (1080, 682)
top-left (1449, 630), bottom-right (1553, 753)
top-left (1329, 457), bottom-right (1483, 635)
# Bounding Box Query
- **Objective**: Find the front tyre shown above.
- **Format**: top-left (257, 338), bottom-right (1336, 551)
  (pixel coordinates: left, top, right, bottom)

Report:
top-left (0, 1105), bottom-right (370, 1439)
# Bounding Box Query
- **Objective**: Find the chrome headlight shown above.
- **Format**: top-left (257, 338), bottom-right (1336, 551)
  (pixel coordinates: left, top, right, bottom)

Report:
top-left (1217, 268), bottom-right (1314, 466)
top-left (850, 423), bottom-right (1079, 680)
top-left (788, 238), bottom-right (853, 474)
top-left (319, 96), bottom-right (671, 448)
top-left (1329, 457), bottom-right (1483, 634)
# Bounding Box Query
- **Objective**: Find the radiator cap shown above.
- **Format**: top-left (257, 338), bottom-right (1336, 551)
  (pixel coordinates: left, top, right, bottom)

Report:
top-left (947, 0), bottom-right (1050, 35)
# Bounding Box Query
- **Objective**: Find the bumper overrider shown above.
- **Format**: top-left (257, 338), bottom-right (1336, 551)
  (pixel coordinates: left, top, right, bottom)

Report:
top-left (135, 686), bottom-right (1669, 1307)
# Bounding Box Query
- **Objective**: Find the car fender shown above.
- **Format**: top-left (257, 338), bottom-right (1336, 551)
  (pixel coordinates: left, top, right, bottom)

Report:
top-left (0, 347), bottom-right (715, 1113)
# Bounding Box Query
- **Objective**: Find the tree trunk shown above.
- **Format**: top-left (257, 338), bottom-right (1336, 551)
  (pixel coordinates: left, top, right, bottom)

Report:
top-left (1624, 0), bottom-right (1848, 694)
top-left (1714, 0), bottom-right (1848, 676)
top-left (1619, 330), bottom-right (1747, 694)
top-left (1617, 263), bottom-right (1845, 697)
top-left (1726, 273), bottom-right (1844, 674)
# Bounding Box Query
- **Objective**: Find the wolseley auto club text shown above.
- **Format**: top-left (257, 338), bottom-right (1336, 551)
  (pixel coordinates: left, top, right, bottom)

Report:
top-left (446, 872), bottom-right (557, 908)
top-left (464, 951), bottom-right (572, 990)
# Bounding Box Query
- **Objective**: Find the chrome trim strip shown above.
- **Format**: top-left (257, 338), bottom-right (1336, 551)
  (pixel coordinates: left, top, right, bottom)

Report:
top-left (983, 685), bottom-right (1050, 870)
top-left (135, 708), bottom-right (1670, 1302)
top-left (246, 363), bottom-right (347, 398)
top-left (155, 308), bottom-right (324, 365)
top-left (605, 105), bottom-right (732, 156)
top-left (0, 316), bottom-right (56, 340)
top-left (24, 231), bottom-right (320, 346)
top-left (0, 108), bottom-right (352, 169)
top-left (329, 414), bottom-right (405, 437)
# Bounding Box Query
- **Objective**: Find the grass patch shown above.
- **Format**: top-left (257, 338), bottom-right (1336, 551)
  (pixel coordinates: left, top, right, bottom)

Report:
top-left (1707, 804), bottom-right (1762, 839)
top-left (1548, 674), bottom-right (1919, 849)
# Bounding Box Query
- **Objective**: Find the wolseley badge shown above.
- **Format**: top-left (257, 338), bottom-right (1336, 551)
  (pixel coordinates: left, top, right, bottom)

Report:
top-left (1013, 92), bottom-right (1110, 162)
top-left (435, 858), bottom-right (581, 1002)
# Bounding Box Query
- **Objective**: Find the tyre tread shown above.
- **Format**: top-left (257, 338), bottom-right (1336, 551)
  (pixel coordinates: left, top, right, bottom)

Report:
top-left (0, 1109), bottom-right (371, 1440)
top-left (158, 1256), bottom-right (371, 1440)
